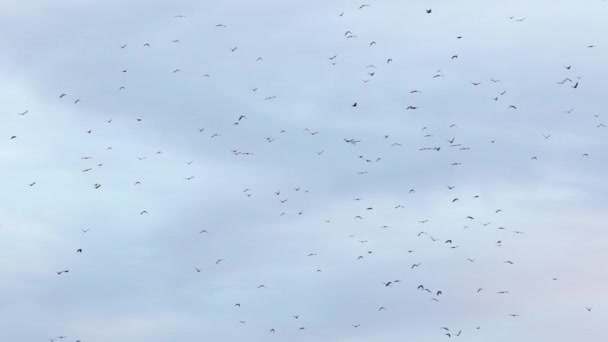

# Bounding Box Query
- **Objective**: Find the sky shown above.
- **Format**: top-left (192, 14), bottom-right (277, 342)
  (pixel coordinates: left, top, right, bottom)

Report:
top-left (1, 0), bottom-right (607, 341)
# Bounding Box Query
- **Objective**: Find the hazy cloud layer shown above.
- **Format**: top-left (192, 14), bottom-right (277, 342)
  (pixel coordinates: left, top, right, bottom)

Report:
top-left (1, 0), bottom-right (607, 341)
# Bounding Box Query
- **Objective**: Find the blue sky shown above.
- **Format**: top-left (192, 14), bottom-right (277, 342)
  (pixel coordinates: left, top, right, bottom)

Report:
top-left (1, 0), bottom-right (607, 341)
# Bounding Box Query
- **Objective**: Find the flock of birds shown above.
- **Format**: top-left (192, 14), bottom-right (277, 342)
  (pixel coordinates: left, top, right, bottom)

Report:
top-left (3, 2), bottom-right (606, 342)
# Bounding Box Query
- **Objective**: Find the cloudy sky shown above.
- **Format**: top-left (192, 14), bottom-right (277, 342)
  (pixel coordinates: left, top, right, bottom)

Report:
top-left (1, 0), bottom-right (607, 341)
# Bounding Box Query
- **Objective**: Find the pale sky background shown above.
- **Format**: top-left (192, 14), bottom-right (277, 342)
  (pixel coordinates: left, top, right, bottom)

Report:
top-left (1, 0), bottom-right (607, 341)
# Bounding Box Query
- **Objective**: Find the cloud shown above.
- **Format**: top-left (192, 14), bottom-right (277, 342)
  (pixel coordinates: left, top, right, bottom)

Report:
top-left (0, 0), bottom-right (607, 341)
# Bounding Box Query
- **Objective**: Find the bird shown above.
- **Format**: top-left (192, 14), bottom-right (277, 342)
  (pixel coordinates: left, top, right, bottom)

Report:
top-left (352, 102), bottom-right (357, 107)
top-left (426, 9), bottom-right (432, 13)
top-left (585, 307), bottom-right (593, 312)
top-left (195, 267), bottom-right (201, 273)
top-left (76, 249), bottom-right (82, 253)
top-left (59, 93), bottom-right (67, 98)
top-left (359, 4), bottom-right (370, 9)
top-left (231, 47), bottom-right (238, 52)
top-left (17, 110), bottom-right (28, 115)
